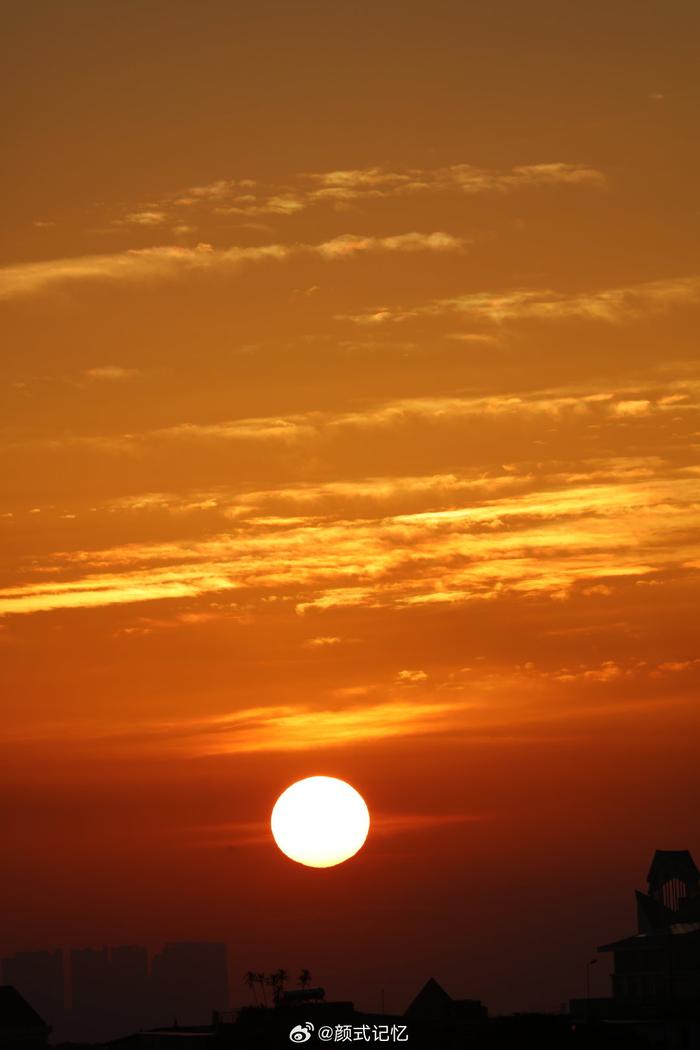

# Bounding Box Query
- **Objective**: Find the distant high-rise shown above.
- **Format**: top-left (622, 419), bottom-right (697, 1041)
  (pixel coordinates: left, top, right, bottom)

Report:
top-left (69, 945), bottom-right (151, 1041)
top-left (109, 946), bottom-right (148, 1004)
top-left (108, 946), bottom-right (150, 1031)
top-left (70, 947), bottom-right (111, 1016)
top-left (1, 950), bottom-right (64, 1026)
top-left (151, 942), bottom-right (229, 1025)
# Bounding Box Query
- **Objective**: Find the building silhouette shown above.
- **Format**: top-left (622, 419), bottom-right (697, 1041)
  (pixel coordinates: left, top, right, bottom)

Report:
top-left (70, 947), bottom-right (113, 1041)
top-left (103, 978), bottom-right (644, 1050)
top-left (571, 848), bottom-right (700, 1045)
top-left (105, 946), bottom-right (150, 1035)
top-left (150, 943), bottom-right (229, 1026)
top-left (405, 976), bottom-right (487, 1023)
top-left (0, 986), bottom-right (51, 1050)
top-left (403, 978), bottom-right (488, 1049)
top-left (71, 947), bottom-right (111, 1017)
top-left (601, 849), bottom-right (700, 1007)
top-left (1, 942), bottom-right (229, 1043)
top-left (109, 947), bottom-right (149, 1005)
top-left (0, 951), bottom-right (63, 1032)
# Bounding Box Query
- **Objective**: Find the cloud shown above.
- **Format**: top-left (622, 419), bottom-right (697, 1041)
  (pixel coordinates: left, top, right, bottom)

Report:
top-left (3, 377), bottom-right (697, 619)
top-left (369, 812), bottom-right (484, 836)
top-left (0, 232), bottom-right (465, 300)
top-left (0, 243), bottom-right (255, 299)
top-left (138, 384), bottom-right (698, 448)
top-left (201, 810), bottom-right (483, 848)
top-left (341, 275), bottom-right (700, 326)
top-left (397, 669), bottom-right (429, 684)
top-left (305, 161), bottom-right (606, 203)
top-left (315, 231), bottom-right (465, 256)
top-left (533, 657), bottom-right (700, 685)
top-left (0, 563), bottom-right (238, 615)
top-left (190, 698), bottom-right (471, 754)
top-left (11, 647), bottom-right (700, 758)
top-left (445, 332), bottom-right (500, 345)
top-left (85, 365), bottom-right (139, 381)
top-left (28, 698), bottom-right (474, 756)
top-left (119, 209), bottom-right (168, 227)
top-left (657, 659), bottom-right (700, 672)
top-left (612, 400), bottom-right (651, 416)
top-left (1, 459), bottom-right (697, 617)
top-left (119, 161), bottom-right (604, 227)
top-left (213, 192), bottom-right (306, 217)
top-left (7, 379), bottom-right (699, 475)
top-left (101, 471), bottom-right (537, 521)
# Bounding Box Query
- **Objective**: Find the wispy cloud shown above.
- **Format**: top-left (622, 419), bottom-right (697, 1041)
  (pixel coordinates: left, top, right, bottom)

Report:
top-left (315, 231), bottom-right (465, 256)
top-left (84, 365), bottom-right (140, 381)
top-left (109, 161), bottom-right (604, 228)
top-left (132, 383), bottom-right (699, 449)
top-left (11, 650), bottom-right (697, 758)
top-left (0, 232), bottom-right (465, 299)
top-left (341, 275), bottom-right (700, 326)
top-left (3, 374), bottom-right (697, 619)
top-left (15, 380), bottom-right (694, 461)
top-left (189, 698), bottom-right (472, 754)
top-left (118, 209), bottom-right (168, 227)
top-left (201, 810), bottom-right (484, 848)
top-left (5, 697), bottom-right (476, 755)
top-left (0, 563), bottom-right (238, 615)
top-left (305, 161), bottom-right (606, 203)
top-left (1, 461), bottom-right (697, 617)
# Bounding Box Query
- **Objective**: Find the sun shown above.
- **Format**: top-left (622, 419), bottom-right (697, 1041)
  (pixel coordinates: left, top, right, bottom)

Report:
top-left (271, 776), bottom-right (370, 868)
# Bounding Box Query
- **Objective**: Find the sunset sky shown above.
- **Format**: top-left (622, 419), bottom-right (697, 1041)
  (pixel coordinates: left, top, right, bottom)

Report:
top-left (2, 0), bottom-right (699, 1016)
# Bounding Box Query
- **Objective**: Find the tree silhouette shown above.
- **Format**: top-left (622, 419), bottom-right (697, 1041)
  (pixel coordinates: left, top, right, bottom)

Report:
top-left (244, 967), bottom-right (311, 1008)
top-left (244, 971), bottom-right (259, 1005)
top-left (267, 968), bottom-right (288, 1007)
top-left (257, 972), bottom-right (268, 1008)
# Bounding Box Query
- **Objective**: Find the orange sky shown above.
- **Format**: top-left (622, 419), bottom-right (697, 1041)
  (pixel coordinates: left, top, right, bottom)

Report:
top-left (2, 0), bottom-right (699, 1015)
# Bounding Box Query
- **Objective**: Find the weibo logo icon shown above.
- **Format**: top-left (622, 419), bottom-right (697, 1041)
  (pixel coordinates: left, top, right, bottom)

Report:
top-left (289, 1022), bottom-right (314, 1043)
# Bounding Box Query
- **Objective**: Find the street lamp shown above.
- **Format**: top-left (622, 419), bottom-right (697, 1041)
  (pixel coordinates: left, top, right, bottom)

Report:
top-left (586, 958), bottom-right (598, 1022)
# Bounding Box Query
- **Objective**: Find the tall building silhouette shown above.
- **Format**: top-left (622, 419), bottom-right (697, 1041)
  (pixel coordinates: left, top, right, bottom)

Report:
top-left (110, 946), bottom-right (148, 995)
top-left (600, 849), bottom-right (700, 1006)
top-left (150, 943), bottom-right (229, 1026)
top-left (68, 945), bottom-right (151, 1040)
top-left (70, 947), bottom-right (112, 1041)
top-left (70, 947), bottom-right (111, 1015)
top-left (109, 946), bottom-right (150, 1032)
top-left (0, 950), bottom-right (64, 1029)
top-left (570, 848), bottom-right (700, 1045)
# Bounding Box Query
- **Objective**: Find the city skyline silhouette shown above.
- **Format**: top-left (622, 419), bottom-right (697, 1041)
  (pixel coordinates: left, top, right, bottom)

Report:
top-left (3, 849), bottom-right (700, 1046)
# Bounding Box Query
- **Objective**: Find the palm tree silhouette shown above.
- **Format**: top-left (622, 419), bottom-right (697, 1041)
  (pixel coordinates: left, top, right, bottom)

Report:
top-left (267, 968), bottom-right (288, 1006)
top-left (299, 969), bottom-right (312, 989)
top-left (257, 972), bottom-right (268, 1008)
top-left (244, 971), bottom-right (259, 1005)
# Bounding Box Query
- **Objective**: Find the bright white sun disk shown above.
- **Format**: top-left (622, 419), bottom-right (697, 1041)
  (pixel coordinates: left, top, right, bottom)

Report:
top-left (271, 776), bottom-right (370, 868)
